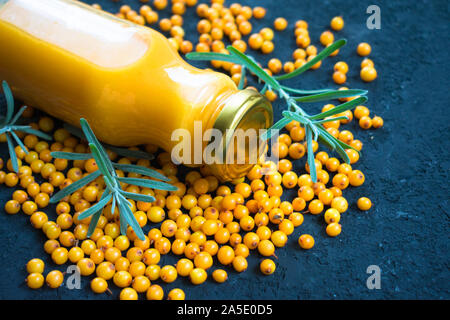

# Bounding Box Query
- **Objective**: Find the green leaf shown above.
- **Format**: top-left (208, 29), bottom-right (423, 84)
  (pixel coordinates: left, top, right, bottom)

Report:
top-left (313, 116), bottom-right (349, 124)
top-left (309, 96), bottom-right (368, 120)
top-left (50, 170), bottom-right (101, 203)
top-left (280, 86), bottom-right (333, 96)
top-left (16, 127), bottom-right (52, 140)
top-left (305, 126), bottom-right (317, 183)
top-left (80, 119), bottom-right (114, 173)
top-left (119, 190), bottom-right (156, 203)
top-left (89, 143), bottom-right (115, 189)
top-left (275, 39), bottom-right (347, 81)
top-left (50, 151), bottom-right (92, 160)
top-left (238, 66), bottom-right (246, 90)
top-left (117, 177), bottom-right (178, 191)
top-left (10, 131), bottom-right (29, 155)
top-left (5, 133), bottom-right (19, 173)
top-left (117, 193), bottom-right (145, 241)
top-left (317, 126), bottom-right (351, 163)
top-left (260, 117), bottom-right (293, 141)
top-left (281, 111), bottom-right (309, 125)
top-left (2, 81), bottom-right (14, 126)
top-left (227, 46), bottom-right (280, 90)
top-left (113, 163), bottom-right (170, 181)
top-left (9, 106), bottom-right (28, 125)
top-left (107, 146), bottom-right (154, 161)
top-left (293, 89), bottom-right (368, 103)
top-left (78, 192), bottom-right (112, 220)
top-left (186, 51), bottom-right (241, 64)
top-left (87, 190), bottom-right (112, 237)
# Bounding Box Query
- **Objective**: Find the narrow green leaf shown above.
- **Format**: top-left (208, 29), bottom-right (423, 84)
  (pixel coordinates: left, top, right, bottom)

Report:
top-left (317, 125), bottom-right (351, 163)
top-left (117, 196), bottom-right (127, 236)
top-left (293, 89), bottom-right (368, 103)
top-left (275, 39), bottom-right (347, 81)
top-left (227, 46), bottom-right (281, 90)
top-left (10, 131), bottom-right (29, 155)
top-left (113, 163), bottom-right (170, 181)
top-left (89, 143), bottom-right (115, 189)
top-left (2, 81), bottom-right (14, 125)
top-left (305, 126), bottom-right (317, 183)
top-left (119, 190), bottom-right (156, 203)
top-left (16, 127), bottom-right (52, 140)
top-left (50, 151), bottom-right (92, 160)
top-left (310, 96), bottom-right (368, 120)
top-left (78, 192), bottom-right (112, 220)
top-left (107, 146), bottom-right (154, 161)
top-left (281, 111), bottom-right (309, 125)
top-left (5, 133), bottom-right (19, 173)
top-left (260, 117), bottom-right (292, 141)
top-left (9, 106), bottom-right (28, 125)
top-left (80, 119), bottom-right (114, 173)
top-left (313, 116), bottom-right (349, 124)
top-left (280, 85), bottom-right (333, 96)
top-left (117, 177), bottom-right (178, 191)
top-left (87, 190), bottom-right (112, 237)
top-left (117, 193), bottom-right (145, 241)
top-left (186, 51), bottom-right (241, 64)
top-left (50, 170), bottom-right (101, 203)
top-left (238, 66), bottom-right (246, 90)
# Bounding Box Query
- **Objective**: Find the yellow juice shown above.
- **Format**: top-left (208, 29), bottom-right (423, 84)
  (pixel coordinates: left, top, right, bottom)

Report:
top-left (0, 0), bottom-right (272, 180)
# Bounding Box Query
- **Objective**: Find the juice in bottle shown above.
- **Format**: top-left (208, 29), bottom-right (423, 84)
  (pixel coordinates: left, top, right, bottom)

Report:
top-left (0, 0), bottom-right (273, 180)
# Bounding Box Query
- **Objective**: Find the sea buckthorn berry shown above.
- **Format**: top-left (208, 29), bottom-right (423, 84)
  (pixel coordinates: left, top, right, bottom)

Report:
top-left (333, 71), bottom-right (346, 84)
top-left (298, 234), bottom-right (315, 249)
top-left (5, 199), bottom-right (20, 215)
top-left (5, 172), bottom-right (18, 187)
top-left (346, 149), bottom-right (360, 164)
top-left (190, 268), bottom-right (207, 285)
top-left (318, 189), bottom-right (334, 206)
top-left (194, 251), bottom-right (213, 270)
top-left (268, 58), bottom-right (282, 74)
top-left (232, 256), bottom-right (248, 272)
top-left (146, 284), bottom-right (164, 300)
top-left (260, 259), bottom-right (276, 275)
top-left (253, 6), bottom-right (266, 19)
top-left (333, 173), bottom-right (350, 190)
top-left (113, 270), bottom-right (133, 288)
top-left (357, 42), bottom-right (372, 56)
top-left (361, 58), bottom-right (374, 69)
top-left (289, 212), bottom-right (304, 227)
top-left (27, 273), bottom-right (44, 289)
top-left (261, 40), bottom-right (274, 54)
top-left (324, 208), bottom-right (341, 224)
top-left (257, 239), bottom-right (275, 257)
top-left (357, 197), bottom-right (372, 211)
top-left (308, 199), bottom-right (324, 215)
top-left (331, 196), bottom-right (348, 213)
top-left (120, 288), bottom-right (138, 300)
top-left (91, 277), bottom-right (108, 294)
top-left (297, 174), bottom-right (313, 187)
top-left (46, 270), bottom-right (64, 289)
top-left (334, 61), bottom-right (349, 74)
top-left (274, 17), bottom-right (288, 31)
top-left (320, 30), bottom-right (334, 46)
top-left (330, 16), bottom-right (344, 31)
top-left (282, 171), bottom-right (298, 189)
top-left (168, 288), bottom-right (185, 300)
top-left (27, 258), bottom-right (45, 274)
top-left (44, 239), bottom-right (60, 254)
top-left (292, 197), bottom-right (306, 212)
top-left (372, 116), bottom-right (384, 128)
top-left (68, 247), bottom-right (84, 263)
top-left (212, 269), bottom-right (228, 283)
top-left (271, 230), bottom-right (288, 248)
top-left (360, 66), bottom-right (377, 82)
top-left (350, 139), bottom-right (363, 151)
top-left (326, 223), bottom-right (342, 237)
top-left (298, 186), bottom-right (314, 201)
top-left (248, 33), bottom-right (264, 50)
top-left (217, 245), bottom-right (235, 265)
top-left (354, 106), bottom-right (370, 119)
top-left (359, 116), bottom-right (373, 129)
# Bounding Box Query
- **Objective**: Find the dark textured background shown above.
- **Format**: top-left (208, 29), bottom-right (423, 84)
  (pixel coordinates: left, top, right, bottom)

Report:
top-left (0, 0), bottom-right (449, 300)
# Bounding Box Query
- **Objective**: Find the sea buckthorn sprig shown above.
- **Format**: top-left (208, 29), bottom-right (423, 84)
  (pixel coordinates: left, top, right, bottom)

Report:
top-left (0, 81), bottom-right (52, 172)
top-left (49, 118), bottom-right (177, 240)
top-left (186, 39), bottom-right (368, 182)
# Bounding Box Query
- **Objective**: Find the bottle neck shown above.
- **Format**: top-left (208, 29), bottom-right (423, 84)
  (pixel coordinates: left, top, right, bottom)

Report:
top-left (208, 89), bottom-right (273, 181)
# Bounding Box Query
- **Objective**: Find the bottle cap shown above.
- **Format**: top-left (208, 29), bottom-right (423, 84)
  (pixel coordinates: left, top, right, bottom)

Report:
top-left (209, 89), bottom-right (273, 181)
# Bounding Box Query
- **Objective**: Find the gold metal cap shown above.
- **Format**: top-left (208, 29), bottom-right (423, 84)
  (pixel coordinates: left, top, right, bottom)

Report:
top-left (209, 89), bottom-right (273, 181)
